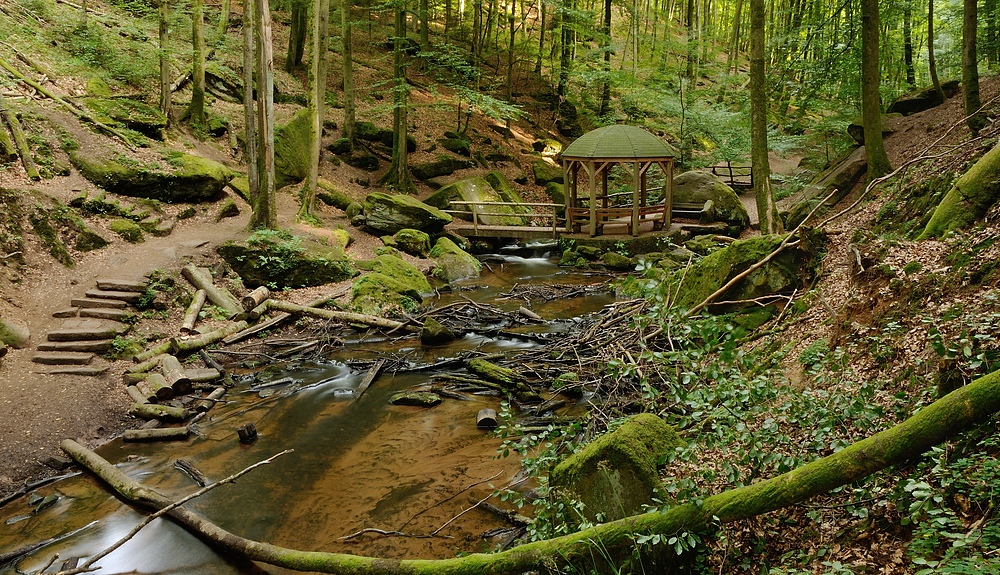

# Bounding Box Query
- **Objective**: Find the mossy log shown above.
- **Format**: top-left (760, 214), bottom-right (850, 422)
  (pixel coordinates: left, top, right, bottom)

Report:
top-left (169, 320), bottom-right (248, 354)
top-left (181, 289), bottom-right (207, 334)
top-left (266, 299), bottom-right (418, 332)
top-left (181, 265), bottom-right (242, 318)
top-left (63, 368), bottom-right (1000, 574)
top-left (0, 93), bottom-right (39, 180)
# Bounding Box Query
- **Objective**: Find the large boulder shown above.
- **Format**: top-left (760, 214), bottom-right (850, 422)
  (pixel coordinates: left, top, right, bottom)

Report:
top-left (780, 146), bottom-right (866, 229)
top-left (430, 237), bottom-right (482, 282)
top-left (671, 231), bottom-right (824, 312)
top-left (920, 141), bottom-right (1000, 238)
top-left (362, 192), bottom-right (452, 235)
top-left (218, 230), bottom-right (357, 288)
top-left (0, 315), bottom-right (30, 349)
top-left (847, 115), bottom-right (897, 146)
top-left (673, 171), bottom-right (749, 234)
top-left (274, 108), bottom-right (312, 188)
top-left (70, 150), bottom-right (232, 203)
top-left (424, 171), bottom-right (528, 226)
top-left (370, 253), bottom-right (432, 294)
top-left (411, 155), bottom-right (475, 180)
top-left (550, 413), bottom-right (682, 522)
top-left (532, 158), bottom-right (564, 185)
top-left (888, 79), bottom-right (960, 116)
top-left (351, 273), bottom-right (422, 317)
top-left (83, 98), bottom-right (167, 139)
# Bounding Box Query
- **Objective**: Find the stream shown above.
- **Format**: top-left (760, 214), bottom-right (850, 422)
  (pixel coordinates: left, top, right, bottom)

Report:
top-left (0, 251), bottom-right (616, 574)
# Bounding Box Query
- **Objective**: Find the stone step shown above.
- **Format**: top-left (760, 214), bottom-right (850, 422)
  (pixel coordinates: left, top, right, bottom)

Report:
top-left (37, 339), bottom-right (113, 353)
top-left (32, 351), bottom-right (95, 365)
top-left (52, 307), bottom-right (80, 318)
top-left (47, 327), bottom-right (120, 341)
top-left (40, 366), bottom-right (109, 376)
top-left (96, 279), bottom-right (149, 293)
top-left (70, 297), bottom-right (127, 310)
top-left (84, 289), bottom-right (142, 304)
top-left (79, 308), bottom-right (132, 321)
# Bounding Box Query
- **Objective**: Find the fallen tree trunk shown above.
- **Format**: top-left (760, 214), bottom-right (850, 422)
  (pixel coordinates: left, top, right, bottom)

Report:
top-left (181, 289), bottom-right (207, 334)
top-left (223, 291), bottom-right (346, 344)
top-left (169, 321), bottom-right (248, 355)
top-left (180, 265), bottom-right (242, 318)
top-left (266, 299), bottom-right (419, 332)
top-left (0, 92), bottom-right (39, 180)
top-left (62, 368), bottom-right (1000, 575)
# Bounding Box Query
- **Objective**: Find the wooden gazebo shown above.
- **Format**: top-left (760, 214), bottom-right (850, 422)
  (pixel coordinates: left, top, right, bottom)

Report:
top-left (562, 125), bottom-right (676, 237)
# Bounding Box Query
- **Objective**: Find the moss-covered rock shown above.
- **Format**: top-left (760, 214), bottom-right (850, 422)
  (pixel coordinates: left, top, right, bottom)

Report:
top-left (601, 251), bottom-right (633, 270)
top-left (350, 272), bottom-right (422, 316)
top-left (75, 227), bottom-right (109, 251)
top-left (551, 371), bottom-right (582, 396)
top-left (411, 155), bottom-right (475, 180)
top-left (550, 413), bottom-right (683, 522)
top-left (545, 181), bottom-right (565, 207)
top-left (920, 142), bottom-right (1000, 238)
top-left (533, 158), bottom-right (564, 185)
top-left (228, 176), bottom-right (251, 203)
top-left (83, 97), bottom-right (167, 139)
top-left (673, 171), bottom-right (750, 235)
top-left (672, 231), bottom-right (824, 312)
top-left (28, 207), bottom-right (74, 267)
top-left (316, 178), bottom-right (354, 210)
top-left (109, 218), bottom-right (144, 243)
top-left (420, 317), bottom-right (457, 345)
top-left (363, 192), bottom-right (452, 235)
top-left (0, 316), bottom-right (30, 349)
top-left (218, 229), bottom-right (357, 288)
top-left (273, 108), bottom-right (312, 189)
top-left (327, 137), bottom-right (352, 155)
top-left (439, 137), bottom-right (471, 156)
top-left (424, 173), bottom-right (527, 226)
top-left (389, 390), bottom-right (442, 407)
top-left (467, 358), bottom-right (541, 402)
top-left (782, 146), bottom-right (866, 229)
top-left (330, 228), bottom-right (352, 249)
top-left (70, 150), bottom-right (232, 203)
top-left (393, 228), bottom-right (431, 257)
top-left (215, 198), bottom-right (240, 221)
top-left (370, 253), bottom-right (432, 294)
top-left (430, 237), bottom-right (482, 282)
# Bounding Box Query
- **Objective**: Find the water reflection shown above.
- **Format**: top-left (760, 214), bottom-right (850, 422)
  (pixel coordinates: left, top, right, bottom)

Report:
top-left (0, 254), bottom-right (614, 573)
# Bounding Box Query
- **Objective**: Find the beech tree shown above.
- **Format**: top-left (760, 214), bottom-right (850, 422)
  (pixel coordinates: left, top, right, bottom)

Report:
top-left (964, 0), bottom-right (985, 133)
top-left (189, 0), bottom-right (207, 130)
top-left (860, 0), bottom-right (891, 180)
top-left (341, 0), bottom-right (356, 146)
top-left (379, 0), bottom-right (415, 193)
top-left (248, 0), bottom-right (277, 230)
top-left (299, 0), bottom-right (331, 219)
top-left (158, 0), bottom-right (170, 121)
top-left (749, 0), bottom-right (781, 234)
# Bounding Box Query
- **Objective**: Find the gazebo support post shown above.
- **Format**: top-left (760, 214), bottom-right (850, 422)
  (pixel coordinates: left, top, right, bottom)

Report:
top-left (588, 161), bottom-right (597, 237)
top-left (631, 161), bottom-right (640, 237)
top-left (563, 160), bottom-right (572, 232)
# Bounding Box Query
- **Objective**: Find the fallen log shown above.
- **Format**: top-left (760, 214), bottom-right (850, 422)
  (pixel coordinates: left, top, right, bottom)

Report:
top-left (160, 355), bottom-right (192, 395)
top-left (223, 291), bottom-right (345, 344)
top-left (181, 289), bottom-right (207, 334)
top-left (187, 367), bottom-right (222, 383)
top-left (174, 459), bottom-right (208, 486)
top-left (0, 91), bottom-right (39, 180)
top-left (128, 403), bottom-right (191, 422)
top-left (181, 265), bottom-right (242, 318)
top-left (235, 301), bottom-right (268, 322)
top-left (170, 321), bottom-right (248, 355)
top-left (142, 373), bottom-right (173, 401)
top-left (126, 384), bottom-right (152, 404)
top-left (123, 427), bottom-right (190, 442)
top-left (242, 287), bottom-right (270, 311)
top-left (133, 343), bottom-right (172, 364)
top-left (193, 386), bottom-right (227, 413)
top-left (352, 359), bottom-right (386, 403)
top-left (266, 299), bottom-right (419, 332)
top-left (61, 368), bottom-right (1000, 575)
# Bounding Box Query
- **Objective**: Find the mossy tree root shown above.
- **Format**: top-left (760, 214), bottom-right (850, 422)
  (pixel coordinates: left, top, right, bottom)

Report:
top-left (62, 368), bottom-right (1000, 574)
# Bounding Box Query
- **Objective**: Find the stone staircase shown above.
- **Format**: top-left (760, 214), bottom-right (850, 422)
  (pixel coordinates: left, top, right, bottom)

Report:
top-left (32, 279), bottom-right (147, 375)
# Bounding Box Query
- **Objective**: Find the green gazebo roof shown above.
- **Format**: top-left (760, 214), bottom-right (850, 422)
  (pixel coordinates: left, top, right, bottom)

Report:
top-left (561, 125), bottom-right (675, 160)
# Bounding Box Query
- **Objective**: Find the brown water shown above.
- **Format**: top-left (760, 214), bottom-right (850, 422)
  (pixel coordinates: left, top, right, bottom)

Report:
top-left (0, 254), bottom-right (615, 574)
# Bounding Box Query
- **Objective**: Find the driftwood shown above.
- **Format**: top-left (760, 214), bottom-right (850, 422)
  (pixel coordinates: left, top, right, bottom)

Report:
top-left (174, 459), bottom-right (208, 486)
top-left (266, 299), bottom-right (419, 332)
top-left (181, 290), bottom-right (207, 334)
top-left (242, 286), bottom-right (270, 311)
top-left (181, 265), bottom-right (242, 318)
top-left (199, 349), bottom-right (226, 372)
top-left (193, 386), bottom-right (227, 412)
top-left (61, 368), bottom-right (1000, 574)
top-left (187, 367), bottom-right (221, 382)
top-left (161, 355), bottom-right (192, 395)
top-left (351, 359), bottom-right (386, 403)
top-left (122, 427), bottom-right (190, 442)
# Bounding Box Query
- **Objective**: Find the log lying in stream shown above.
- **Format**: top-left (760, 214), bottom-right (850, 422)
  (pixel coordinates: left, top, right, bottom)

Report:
top-left (61, 368), bottom-right (1000, 575)
top-left (265, 299), bottom-right (420, 333)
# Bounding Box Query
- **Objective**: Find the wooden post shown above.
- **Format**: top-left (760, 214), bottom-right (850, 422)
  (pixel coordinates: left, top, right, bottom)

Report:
top-left (181, 289), bottom-right (207, 334)
top-left (631, 161), bottom-right (640, 237)
top-left (588, 162), bottom-right (597, 237)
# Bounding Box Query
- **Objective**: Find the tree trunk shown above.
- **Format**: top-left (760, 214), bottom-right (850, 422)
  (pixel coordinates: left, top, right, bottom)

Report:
top-left (243, 0), bottom-right (259, 203)
top-left (685, 0), bottom-right (694, 78)
top-left (598, 0), bottom-right (611, 118)
top-left (556, 0), bottom-right (573, 98)
top-left (286, 1), bottom-right (308, 71)
top-left (903, 1), bottom-right (915, 87)
top-left (300, 0), bottom-right (330, 219)
top-left (341, 0), bottom-right (356, 146)
top-left (181, 289), bottom-right (207, 334)
top-left (217, 0), bottom-right (231, 41)
top-left (726, 0), bottom-right (742, 73)
top-left (379, 4), bottom-right (415, 193)
top-left (159, 0), bottom-right (171, 121)
top-left (61, 367), bottom-right (1000, 574)
top-left (987, 0), bottom-right (998, 65)
top-left (249, 0), bottom-right (277, 230)
top-left (750, 0), bottom-right (780, 235)
top-left (266, 299), bottom-right (417, 331)
top-left (420, 0), bottom-right (429, 49)
top-left (860, 0), bottom-right (891, 180)
top-left (190, 0), bottom-right (207, 130)
top-left (963, 0), bottom-right (985, 133)
top-left (534, 0), bottom-right (544, 74)
top-left (928, 0), bottom-right (945, 104)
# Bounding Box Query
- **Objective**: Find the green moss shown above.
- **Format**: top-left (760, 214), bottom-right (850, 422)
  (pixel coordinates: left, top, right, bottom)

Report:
top-left (28, 207), bottom-right (74, 267)
top-left (83, 97), bottom-right (167, 139)
top-left (274, 108), bottom-right (312, 188)
top-left (218, 230), bottom-right (357, 288)
top-left (393, 228), bottom-right (431, 257)
top-left (316, 178), bottom-right (354, 210)
top-left (430, 237), bottom-right (482, 282)
top-left (467, 358), bottom-right (525, 387)
top-left (921, 143), bottom-right (1000, 238)
top-left (109, 218), bottom-right (144, 243)
top-left (370, 254), bottom-right (432, 294)
top-left (550, 413), bottom-right (683, 522)
top-left (350, 272), bottom-right (422, 316)
top-left (70, 150), bottom-right (232, 203)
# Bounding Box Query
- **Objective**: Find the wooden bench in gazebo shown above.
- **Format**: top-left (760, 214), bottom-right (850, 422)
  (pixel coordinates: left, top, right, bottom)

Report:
top-left (561, 125), bottom-right (676, 237)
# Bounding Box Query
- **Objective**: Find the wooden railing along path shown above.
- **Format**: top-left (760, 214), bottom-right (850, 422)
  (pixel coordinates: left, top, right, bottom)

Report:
top-left (444, 201), bottom-right (564, 239)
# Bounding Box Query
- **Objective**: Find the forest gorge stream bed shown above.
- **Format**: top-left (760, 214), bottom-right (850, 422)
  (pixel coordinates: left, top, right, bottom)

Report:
top-left (0, 252), bottom-right (617, 573)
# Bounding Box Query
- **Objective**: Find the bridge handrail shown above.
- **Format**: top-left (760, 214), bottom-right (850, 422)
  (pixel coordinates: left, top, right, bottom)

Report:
top-left (444, 201), bottom-right (563, 236)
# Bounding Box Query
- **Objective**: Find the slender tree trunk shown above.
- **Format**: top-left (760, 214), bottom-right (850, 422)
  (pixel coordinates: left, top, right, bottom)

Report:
top-left (860, 0), bottom-right (891, 180)
top-left (986, 0), bottom-right (998, 65)
top-left (300, 0), bottom-right (330, 219)
top-left (159, 0), bottom-right (171, 122)
top-left (726, 0), bottom-right (742, 73)
top-left (598, 0), bottom-right (612, 117)
top-left (928, 0), bottom-right (945, 103)
top-left (963, 0), bottom-right (985, 133)
top-left (534, 0), bottom-right (545, 73)
top-left (685, 0), bottom-right (694, 77)
top-left (191, 0), bottom-right (207, 130)
top-left (243, 0), bottom-right (259, 203)
top-left (473, 0), bottom-right (483, 67)
top-left (380, 5), bottom-right (415, 193)
top-left (217, 0), bottom-right (232, 42)
top-left (903, 1), bottom-right (915, 87)
top-left (506, 0), bottom-right (516, 106)
top-left (420, 0), bottom-right (429, 49)
top-left (286, 1), bottom-right (308, 71)
top-left (556, 0), bottom-right (573, 97)
top-left (750, 0), bottom-right (780, 234)
top-left (249, 0), bottom-right (277, 230)
top-left (341, 0), bottom-right (356, 146)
